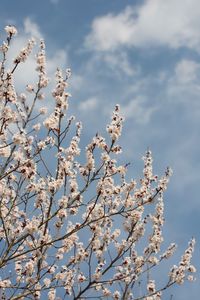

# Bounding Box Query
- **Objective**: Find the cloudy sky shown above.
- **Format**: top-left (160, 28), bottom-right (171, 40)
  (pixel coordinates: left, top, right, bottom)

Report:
top-left (1, 0), bottom-right (200, 298)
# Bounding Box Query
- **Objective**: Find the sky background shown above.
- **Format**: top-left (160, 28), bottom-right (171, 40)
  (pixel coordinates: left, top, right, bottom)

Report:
top-left (1, 0), bottom-right (200, 298)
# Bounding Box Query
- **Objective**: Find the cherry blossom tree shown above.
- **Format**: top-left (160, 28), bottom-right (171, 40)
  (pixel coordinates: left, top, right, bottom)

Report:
top-left (0, 25), bottom-right (196, 300)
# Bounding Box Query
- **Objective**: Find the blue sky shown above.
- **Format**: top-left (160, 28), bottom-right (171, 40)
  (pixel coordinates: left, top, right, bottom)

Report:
top-left (1, 0), bottom-right (200, 298)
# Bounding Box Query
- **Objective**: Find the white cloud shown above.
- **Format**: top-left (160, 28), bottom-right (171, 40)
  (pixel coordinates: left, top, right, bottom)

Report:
top-left (78, 97), bottom-right (98, 112)
top-left (174, 59), bottom-right (200, 84)
top-left (101, 52), bottom-right (136, 76)
top-left (121, 97), bottom-right (157, 124)
top-left (167, 59), bottom-right (200, 106)
top-left (85, 0), bottom-right (200, 52)
top-left (23, 17), bottom-right (42, 40)
top-left (85, 6), bottom-right (134, 51)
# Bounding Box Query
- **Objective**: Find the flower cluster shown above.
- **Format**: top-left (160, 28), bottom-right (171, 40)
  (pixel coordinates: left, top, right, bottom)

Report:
top-left (14, 38), bottom-right (35, 64)
top-left (36, 40), bottom-right (49, 88)
top-left (106, 104), bottom-right (123, 141)
top-left (4, 25), bottom-right (17, 36)
top-left (169, 238), bottom-right (196, 284)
